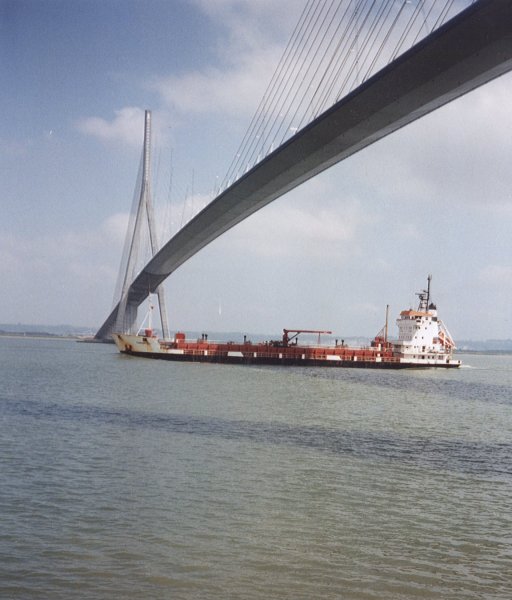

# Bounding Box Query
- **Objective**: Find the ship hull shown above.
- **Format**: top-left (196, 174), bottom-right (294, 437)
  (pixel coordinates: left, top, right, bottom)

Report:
top-left (119, 349), bottom-right (459, 368)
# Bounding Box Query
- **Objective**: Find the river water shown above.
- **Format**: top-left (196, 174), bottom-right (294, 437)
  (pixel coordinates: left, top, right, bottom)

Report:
top-left (1, 337), bottom-right (511, 599)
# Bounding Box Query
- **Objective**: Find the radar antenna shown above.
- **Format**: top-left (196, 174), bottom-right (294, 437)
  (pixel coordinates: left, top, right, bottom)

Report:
top-left (416, 274), bottom-right (432, 312)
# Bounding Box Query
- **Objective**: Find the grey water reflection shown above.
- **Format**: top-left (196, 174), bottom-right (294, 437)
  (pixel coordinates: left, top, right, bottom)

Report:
top-left (2, 397), bottom-right (510, 478)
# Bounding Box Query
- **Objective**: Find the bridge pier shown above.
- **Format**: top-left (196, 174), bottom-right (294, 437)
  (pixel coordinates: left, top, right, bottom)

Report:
top-left (115, 298), bottom-right (139, 335)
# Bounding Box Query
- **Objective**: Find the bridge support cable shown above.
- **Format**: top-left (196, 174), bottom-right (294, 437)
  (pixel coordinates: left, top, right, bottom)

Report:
top-left (307, 0), bottom-right (392, 128)
top-left (253, 0), bottom-right (345, 161)
top-left (303, 0), bottom-right (394, 126)
top-left (96, 0), bottom-right (512, 340)
top-left (243, 0), bottom-right (352, 176)
top-left (390, 1), bottom-right (431, 63)
top-left (334, 0), bottom-right (410, 104)
top-left (111, 153), bottom-right (143, 311)
top-left (223, 0), bottom-right (331, 189)
top-left (221, 0), bottom-right (318, 190)
top-left (264, 0), bottom-right (353, 151)
top-left (224, 0), bottom-right (478, 189)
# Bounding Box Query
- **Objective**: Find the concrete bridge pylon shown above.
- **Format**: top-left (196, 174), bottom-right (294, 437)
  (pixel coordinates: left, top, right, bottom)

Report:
top-left (114, 110), bottom-right (170, 339)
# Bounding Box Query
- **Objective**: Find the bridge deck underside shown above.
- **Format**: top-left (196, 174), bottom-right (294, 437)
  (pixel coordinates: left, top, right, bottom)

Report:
top-left (96, 0), bottom-right (512, 339)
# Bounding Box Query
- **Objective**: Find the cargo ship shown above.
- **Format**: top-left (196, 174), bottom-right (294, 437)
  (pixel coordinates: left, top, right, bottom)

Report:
top-left (112, 276), bottom-right (461, 369)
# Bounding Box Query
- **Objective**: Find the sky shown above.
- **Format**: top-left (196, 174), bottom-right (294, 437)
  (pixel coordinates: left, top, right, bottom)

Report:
top-left (1, 0), bottom-right (512, 341)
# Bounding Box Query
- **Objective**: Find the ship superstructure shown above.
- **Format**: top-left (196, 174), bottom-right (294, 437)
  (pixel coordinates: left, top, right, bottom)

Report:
top-left (391, 275), bottom-right (457, 366)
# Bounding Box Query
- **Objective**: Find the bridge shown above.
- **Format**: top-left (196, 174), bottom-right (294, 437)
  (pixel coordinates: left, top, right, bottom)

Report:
top-left (96, 0), bottom-right (512, 340)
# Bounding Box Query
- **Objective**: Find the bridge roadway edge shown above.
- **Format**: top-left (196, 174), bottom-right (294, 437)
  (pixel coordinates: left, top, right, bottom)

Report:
top-left (96, 0), bottom-right (512, 339)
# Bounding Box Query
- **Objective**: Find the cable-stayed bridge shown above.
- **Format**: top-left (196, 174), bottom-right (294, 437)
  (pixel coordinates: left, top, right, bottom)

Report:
top-left (96, 0), bottom-right (512, 340)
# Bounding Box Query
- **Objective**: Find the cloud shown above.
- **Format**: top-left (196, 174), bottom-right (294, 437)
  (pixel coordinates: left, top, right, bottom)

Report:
top-left (227, 204), bottom-right (358, 259)
top-left (478, 264), bottom-right (512, 286)
top-left (151, 0), bottom-right (305, 121)
top-left (76, 107), bottom-right (146, 146)
top-left (358, 71), bottom-right (512, 210)
top-left (78, 2), bottom-right (299, 135)
top-left (191, 0), bottom-right (301, 50)
top-left (209, 176), bottom-right (370, 262)
top-left (0, 214), bottom-right (129, 325)
top-left (99, 212), bottom-right (130, 244)
top-left (0, 137), bottom-right (33, 157)
top-left (152, 52), bottom-right (279, 119)
top-left (161, 192), bottom-right (212, 237)
top-left (0, 222), bottom-right (123, 281)
top-left (0, 233), bottom-right (22, 274)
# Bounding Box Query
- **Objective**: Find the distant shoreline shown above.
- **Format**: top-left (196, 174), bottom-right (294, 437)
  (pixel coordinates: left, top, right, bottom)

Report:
top-left (0, 332), bottom-right (80, 341)
top-left (0, 332), bottom-right (115, 344)
top-left (1, 331), bottom-right (511, 354)
top-left (457, 349), bottom-right (512, 356)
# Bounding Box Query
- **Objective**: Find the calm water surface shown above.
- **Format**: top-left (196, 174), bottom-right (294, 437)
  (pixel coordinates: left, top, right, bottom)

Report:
top-left (1, 337), bottom-right (511, 599)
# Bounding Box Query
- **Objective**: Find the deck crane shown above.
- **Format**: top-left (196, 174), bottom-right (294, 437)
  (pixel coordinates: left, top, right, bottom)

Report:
top-left (282, 329), bottom-right (332, 347)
